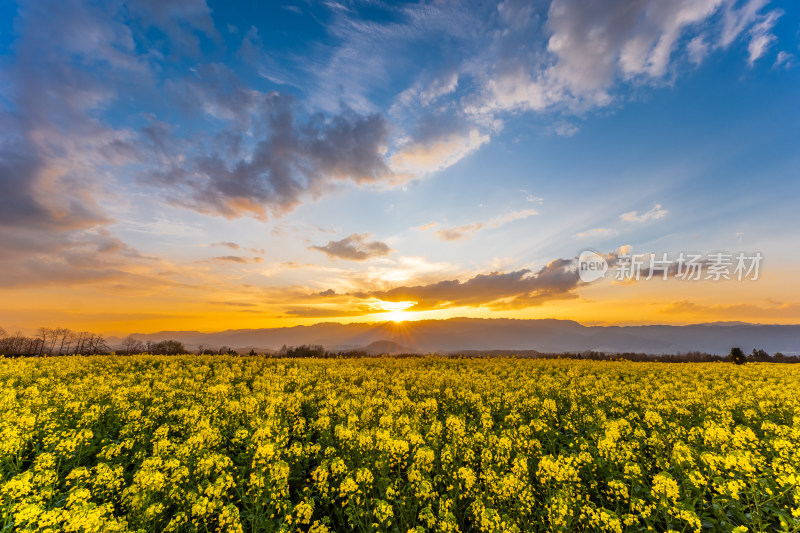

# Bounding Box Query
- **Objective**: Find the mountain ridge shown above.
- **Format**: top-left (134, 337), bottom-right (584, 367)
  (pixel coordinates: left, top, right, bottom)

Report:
top-left (107, 318), bottom-right (800, 355)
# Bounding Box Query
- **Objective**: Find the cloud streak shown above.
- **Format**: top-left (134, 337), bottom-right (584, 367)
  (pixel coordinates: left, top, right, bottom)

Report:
top-left (421, 209), bottom-right (538, 241)
top-left (659, 299), bottom-right (800, 319)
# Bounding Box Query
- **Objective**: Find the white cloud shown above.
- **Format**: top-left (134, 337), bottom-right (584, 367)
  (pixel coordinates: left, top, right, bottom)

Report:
top-left (747, 9), bottom-right (782, 65)
top-left (620, 203), bottom-right (668, 223)
top-left (554, 120), bottom-right (579, 137)
top-left (687, 36), bottom-right (710, 64)
top-left (546, 0), bottom-right (723, 93)
top-left (309, 2), bottom-right (474, 115)
top-left (390, 71), bottom-right (460, 117)
top-left (466, 0), bottom-right (784, 121)
top-left (420, 72), bottom-right (459, 105)
top-left (521, 190), bottom-right (544, 203)
top-left (478, 70), bottom-right (560, 114)
top-left (774, 51), bottom-right (793, 68)
top-left (720, 0), bottom-right (768, 47)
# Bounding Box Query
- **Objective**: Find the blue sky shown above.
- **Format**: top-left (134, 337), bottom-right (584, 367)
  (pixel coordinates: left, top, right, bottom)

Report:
top-left (0, 0), bottom-right (798, 332)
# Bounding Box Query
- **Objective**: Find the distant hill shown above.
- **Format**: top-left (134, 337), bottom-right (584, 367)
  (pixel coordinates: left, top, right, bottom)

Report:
top-left (362, 340), bottom-right (413, 355)
top-left (107, 318), bottom-right (800, 355)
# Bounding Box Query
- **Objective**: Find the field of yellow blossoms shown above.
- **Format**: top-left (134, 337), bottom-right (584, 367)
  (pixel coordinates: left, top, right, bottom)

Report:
top-left (1, 356), bottom-right (799, 532)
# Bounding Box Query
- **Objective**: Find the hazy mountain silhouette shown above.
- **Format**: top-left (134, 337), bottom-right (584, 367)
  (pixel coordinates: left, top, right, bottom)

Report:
top-left (108, 318), bottom-right (800, 355)
top-left (362, 340), bottom-right (413, 354)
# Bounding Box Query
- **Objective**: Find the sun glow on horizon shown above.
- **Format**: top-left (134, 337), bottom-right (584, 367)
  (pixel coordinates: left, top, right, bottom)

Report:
top-left (386, 310), bottom-right (413, 323)
top-left (374, 300), bottom-right (417, 323)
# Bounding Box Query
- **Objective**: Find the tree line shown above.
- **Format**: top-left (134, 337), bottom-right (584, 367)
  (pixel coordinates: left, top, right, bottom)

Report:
top-left (0, 327), bottom-right (190, 357)
top-left (725, 347), bottom-right (797, 364)
top-left (119, 337), bottom-right (188, 356)
top-left (0, 326), bottom-right (110, 356)
top-left (530, 348), bottom-right (799, 363)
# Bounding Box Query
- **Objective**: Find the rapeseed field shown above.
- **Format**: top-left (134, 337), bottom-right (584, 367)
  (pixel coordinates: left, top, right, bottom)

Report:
top-left (1, 356), bottom-right (798, 532)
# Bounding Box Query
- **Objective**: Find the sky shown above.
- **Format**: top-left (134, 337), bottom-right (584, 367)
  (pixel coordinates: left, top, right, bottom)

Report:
top-left (0, 0), bottom-right (798, 335)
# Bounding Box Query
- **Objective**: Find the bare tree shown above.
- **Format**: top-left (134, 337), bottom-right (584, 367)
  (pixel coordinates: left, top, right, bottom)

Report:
top-left (121, 336), bottom-right (145, 355)
top-left (1, 331), bottom-right (32, 355)
top-left (36, 327), bottom-right (50, 356)
top-left (0, 327), bottom-right (7, 354)
top-left (63, 331), bottom-right (74, 354)
top-left (47, 328), bottom-right (60, 355)
top-left (8, 331), bottom-right (23, 354)
top-left (56, 328), bottom-right (72, 355)
top-left (92, 335), bottom-right (110, 355)
top-left (73, 332), bottom-right (88, 354)
top-left (86, 334), bottom-right (100, 355)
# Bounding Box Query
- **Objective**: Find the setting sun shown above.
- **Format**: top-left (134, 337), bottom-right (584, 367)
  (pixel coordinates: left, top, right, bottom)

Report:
top-left (386, 310), bottom-right (412, 323)
top-left (374, 300), bottom-right (416, 323)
